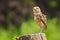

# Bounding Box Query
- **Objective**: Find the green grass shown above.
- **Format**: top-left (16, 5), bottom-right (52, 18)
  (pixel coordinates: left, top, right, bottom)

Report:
top-left (0, 18), bottom-right (60, 40)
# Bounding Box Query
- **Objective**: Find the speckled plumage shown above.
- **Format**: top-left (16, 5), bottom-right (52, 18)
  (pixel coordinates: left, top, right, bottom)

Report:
top-left (33, 6), bottom-right (47, 32)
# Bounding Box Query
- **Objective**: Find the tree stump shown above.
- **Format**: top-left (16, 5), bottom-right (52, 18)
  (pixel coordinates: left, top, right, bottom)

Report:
top-left (16, 33), bottom-right (47, 40)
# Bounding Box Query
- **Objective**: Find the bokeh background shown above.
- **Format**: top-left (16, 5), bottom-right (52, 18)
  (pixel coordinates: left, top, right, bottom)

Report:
top-left (0, 0), bottom-right (60, 40)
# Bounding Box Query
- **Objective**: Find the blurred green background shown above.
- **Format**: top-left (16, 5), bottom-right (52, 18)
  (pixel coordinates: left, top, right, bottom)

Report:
top-left (0, 0), bottom-right (60, 40)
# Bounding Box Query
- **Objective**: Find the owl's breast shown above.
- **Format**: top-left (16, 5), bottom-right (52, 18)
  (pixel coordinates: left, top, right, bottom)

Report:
top-left (34, 15), bottom-right (40, 23)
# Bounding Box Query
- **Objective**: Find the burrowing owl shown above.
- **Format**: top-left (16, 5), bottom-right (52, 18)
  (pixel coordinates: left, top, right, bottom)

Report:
top-left (33, 6), bottom-right (47, 32)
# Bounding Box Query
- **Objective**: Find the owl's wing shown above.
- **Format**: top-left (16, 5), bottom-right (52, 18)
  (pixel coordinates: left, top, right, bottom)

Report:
top-left (42, 14), bottom-right (47, 24)
top-left (39, 14), bottom-right (47, 31)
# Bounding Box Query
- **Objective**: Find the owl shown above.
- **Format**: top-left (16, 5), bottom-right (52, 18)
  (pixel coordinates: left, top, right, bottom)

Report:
top-left (33, 6), bottom-right (47, 32)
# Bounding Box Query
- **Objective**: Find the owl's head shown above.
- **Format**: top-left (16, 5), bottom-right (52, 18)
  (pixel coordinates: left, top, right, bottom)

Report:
top-left (33, 6), bottom-right (41, 14)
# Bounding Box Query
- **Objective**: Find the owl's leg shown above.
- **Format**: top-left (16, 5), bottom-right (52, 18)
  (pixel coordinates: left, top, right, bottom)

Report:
top-left (40, 27), bottom-right (43, 40)
top-left (40, 27), bottom-right (43, 33)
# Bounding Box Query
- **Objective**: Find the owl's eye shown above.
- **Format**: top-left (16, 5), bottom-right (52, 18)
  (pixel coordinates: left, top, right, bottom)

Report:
top-left (36, 8), bottom-right (39, 9)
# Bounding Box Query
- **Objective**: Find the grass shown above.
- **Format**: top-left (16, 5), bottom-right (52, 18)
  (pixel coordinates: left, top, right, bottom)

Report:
top-left (0, 18), bottom-right (60, 40)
